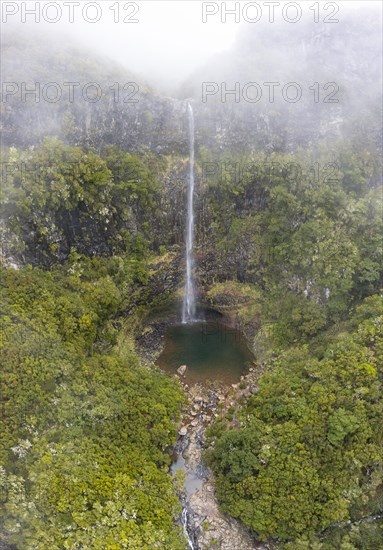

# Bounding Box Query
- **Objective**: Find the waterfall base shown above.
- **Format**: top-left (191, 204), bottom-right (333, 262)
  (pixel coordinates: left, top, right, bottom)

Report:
top-left (157, 321), bottom-right (253, 384)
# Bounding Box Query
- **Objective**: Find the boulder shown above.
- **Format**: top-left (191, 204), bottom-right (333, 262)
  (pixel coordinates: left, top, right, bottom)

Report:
top-left (177, 364), bottom-right (188, 376)
top-left (179, 426), bottom-right (187, 436)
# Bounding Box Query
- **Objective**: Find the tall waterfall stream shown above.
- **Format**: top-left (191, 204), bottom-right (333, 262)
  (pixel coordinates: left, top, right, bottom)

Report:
top-left (182, 103), bottom-right (196, 324)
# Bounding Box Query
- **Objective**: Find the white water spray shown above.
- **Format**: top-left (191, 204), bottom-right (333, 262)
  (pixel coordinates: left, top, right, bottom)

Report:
top-left (182, 103), bottom-right (196, 324)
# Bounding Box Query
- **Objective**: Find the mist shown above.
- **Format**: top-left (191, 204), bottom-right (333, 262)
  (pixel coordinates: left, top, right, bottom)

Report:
top-left (2, 0), bottom-right (380, 94)
top-left (2, 0), bottom-right (239, 93)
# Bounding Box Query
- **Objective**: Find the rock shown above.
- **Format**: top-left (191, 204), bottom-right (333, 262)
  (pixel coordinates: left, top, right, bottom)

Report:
top-left (177, 364), bottom-right (188, 376)
top-left (179, 427), bottom-right (187, 436)
top-left (191, 419), bottom-right (199, 427)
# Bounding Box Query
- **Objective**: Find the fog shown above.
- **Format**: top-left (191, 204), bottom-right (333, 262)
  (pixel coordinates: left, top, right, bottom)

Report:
top-left (2, 1), bottom-right (238, 92)
top-left (2, 0), bottom-right (380, 93)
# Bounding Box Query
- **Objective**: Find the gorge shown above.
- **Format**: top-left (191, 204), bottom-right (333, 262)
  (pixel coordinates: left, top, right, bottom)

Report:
top-left (164, 101), bottom-right (259, 548)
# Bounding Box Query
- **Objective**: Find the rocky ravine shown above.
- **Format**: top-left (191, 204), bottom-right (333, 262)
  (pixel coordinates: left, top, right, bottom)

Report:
top-left (174, 370), bottom-right (270, 550)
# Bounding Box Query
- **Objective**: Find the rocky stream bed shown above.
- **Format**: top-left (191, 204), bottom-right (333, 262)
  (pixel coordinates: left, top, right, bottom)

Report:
top-left (173, 373), bottom-right (270, 550)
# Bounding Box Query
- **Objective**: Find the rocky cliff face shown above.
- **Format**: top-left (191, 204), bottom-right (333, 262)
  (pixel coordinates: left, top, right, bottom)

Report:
top-left (184, 11), bottom-right (382, 155)
top-left (1, 12), bottom-right (381, 279)
top-left (3, 11), bottom-right (381, 154)
top-left (1, 31), bottom-right (188, 154)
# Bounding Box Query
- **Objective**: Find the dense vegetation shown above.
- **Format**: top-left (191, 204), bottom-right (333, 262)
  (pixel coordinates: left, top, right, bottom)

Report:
top-left (2, 130), bottom-right (382, 550)
top-left (207, 295), bottom-right (383, 548)
top-left (0, 148), bottom-right (187, 548)
top-left (0, 261), bottom-right (187, 548)
top-left (1, 139), bottom-right (163, 265)
top-left (200, 137), bottom-right (382, 341)
top-left (202, 134), bottom-right (383, 548)
top-left (2, 135), bottom-right (382, 550)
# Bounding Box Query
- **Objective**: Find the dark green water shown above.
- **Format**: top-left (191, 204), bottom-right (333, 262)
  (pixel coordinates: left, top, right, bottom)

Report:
top-left (157, 321), bottom-right (254, 384)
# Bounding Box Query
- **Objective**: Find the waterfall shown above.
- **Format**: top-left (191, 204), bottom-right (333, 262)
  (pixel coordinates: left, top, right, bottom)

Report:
top-left (182, 103), bottom-right (196, 324)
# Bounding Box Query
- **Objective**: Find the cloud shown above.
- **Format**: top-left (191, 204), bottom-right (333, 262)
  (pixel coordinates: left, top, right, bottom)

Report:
top-left (1, 1), bottom-right (380, 92)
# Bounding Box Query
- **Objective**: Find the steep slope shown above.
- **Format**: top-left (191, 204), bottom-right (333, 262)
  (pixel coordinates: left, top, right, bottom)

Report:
top-left (1, 28), bottom-right (186, 154)
top-left (182, 9), bottom-right (382, 154)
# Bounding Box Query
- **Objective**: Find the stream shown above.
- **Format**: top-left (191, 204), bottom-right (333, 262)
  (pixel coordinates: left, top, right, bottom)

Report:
top-left (171, 435), bottom-right (203, 549)
top-left (169, 381), bottom-right (261, 550)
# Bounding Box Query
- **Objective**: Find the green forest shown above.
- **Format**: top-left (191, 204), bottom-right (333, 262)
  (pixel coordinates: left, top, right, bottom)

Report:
top-left (1, 132), bottom-right (382, 548)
